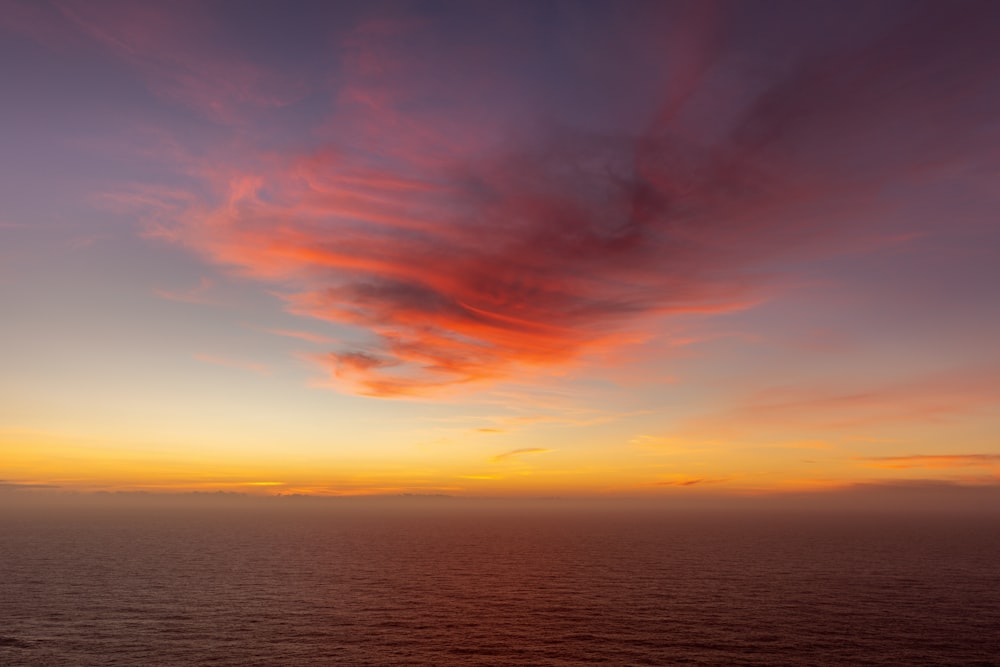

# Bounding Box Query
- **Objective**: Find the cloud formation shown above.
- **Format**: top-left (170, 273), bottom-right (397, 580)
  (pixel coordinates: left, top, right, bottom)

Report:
top-left (0, 480), bottom-right (59, 491)
top-left (491, 448), bottom-right (551, 464)
top-left (654, 477), bottom-right (712, 487)
top-left (39, 1), bottom-right (1000, 396)
top-left (155, 277), bottom-right (214, 304)
top-left (673, 366), bottom-right (1000, 438)
top-left (858, 454), bottom-right (1000, 470)
top-left (56, 0), bottom-right (304, 121)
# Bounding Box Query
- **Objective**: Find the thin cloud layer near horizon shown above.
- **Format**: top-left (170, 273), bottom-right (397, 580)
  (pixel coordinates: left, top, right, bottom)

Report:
top-left (2, 0), bottom-right (999, 499)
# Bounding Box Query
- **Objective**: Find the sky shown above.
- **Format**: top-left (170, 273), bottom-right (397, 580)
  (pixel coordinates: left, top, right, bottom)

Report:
top-left (2, 0), bottom-right (999, 500)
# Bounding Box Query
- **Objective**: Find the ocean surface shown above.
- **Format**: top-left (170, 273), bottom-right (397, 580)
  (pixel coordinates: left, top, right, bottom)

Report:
top-left (1, 501), bottom-right (999, 666)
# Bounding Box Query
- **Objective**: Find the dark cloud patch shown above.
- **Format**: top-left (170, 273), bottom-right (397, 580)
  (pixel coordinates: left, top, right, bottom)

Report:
top-left (858, 454), bottom-right (1000, 469)
top-left (0, 480), bottom-right (59, 491)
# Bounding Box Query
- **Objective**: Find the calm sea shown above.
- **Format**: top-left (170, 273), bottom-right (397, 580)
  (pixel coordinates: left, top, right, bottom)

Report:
top-left (1, 501), bottom-right (998, 666)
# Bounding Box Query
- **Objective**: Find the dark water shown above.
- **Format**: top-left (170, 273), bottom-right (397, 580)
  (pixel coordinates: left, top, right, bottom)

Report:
top-left (1, 503), bottom-right (999, 666)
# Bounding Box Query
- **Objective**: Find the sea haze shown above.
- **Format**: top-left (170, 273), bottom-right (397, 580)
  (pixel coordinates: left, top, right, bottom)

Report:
top-left (1, 498), bottom-right (999, 666)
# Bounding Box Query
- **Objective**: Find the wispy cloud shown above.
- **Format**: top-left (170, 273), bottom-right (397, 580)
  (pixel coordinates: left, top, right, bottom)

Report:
top-left (857, 454), bottom-right (1000, 470)
top-left (0, 480), bottom-right (59, 491)
top-left (55, 0), bottom-right (305, 122)
top-left (653, 476), bottom-right (727, 487)
top-left (155, 277), bottom-right (214, 304)
top-left (673, 366), bottom-right (1000, 437)
top-left (491, 448), bottom-right (551, 464)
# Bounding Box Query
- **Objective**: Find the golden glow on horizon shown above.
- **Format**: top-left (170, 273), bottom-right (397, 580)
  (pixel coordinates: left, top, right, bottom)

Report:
top-left (4, 422), bottom-right (997, 497)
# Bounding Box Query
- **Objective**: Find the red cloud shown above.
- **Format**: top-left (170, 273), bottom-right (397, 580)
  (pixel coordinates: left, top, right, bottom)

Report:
top-left (96, 3), bottom-right (1000, 396)
top-left (176, 138), bottom-right (784, 396)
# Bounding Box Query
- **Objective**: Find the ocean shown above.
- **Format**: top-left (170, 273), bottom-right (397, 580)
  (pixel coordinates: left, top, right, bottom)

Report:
top-left (1, 500), bottom-right (998, 666)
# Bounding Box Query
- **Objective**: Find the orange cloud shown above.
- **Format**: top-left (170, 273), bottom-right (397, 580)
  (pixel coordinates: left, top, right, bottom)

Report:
top-left (654, 477), bottom-right (709, 487)
top-left (165, 138), bottom-right (790, 397)
top-left (491, 448), bottom-right (551, 464)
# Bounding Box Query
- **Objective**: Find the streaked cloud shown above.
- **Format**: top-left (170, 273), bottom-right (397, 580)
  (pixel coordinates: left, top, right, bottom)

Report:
top-left (673, 366), bottom-right (1000, 437)
top-left (654, 477), bottom-right (709, 487)
top-left (155, 277), bottom-right (214, 304)
top-left (857, 454), bottom-right (1000, 470)
top-left (55, 0), bottom-right (305, 122)
top-left (0, 480), bottom-right (59, 491)
top-left (491, 448), bottom-right (551, 464)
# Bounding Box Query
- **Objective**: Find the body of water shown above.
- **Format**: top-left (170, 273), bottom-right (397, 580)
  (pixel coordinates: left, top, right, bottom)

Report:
top-left (1, 502), bottom-right (998, 665)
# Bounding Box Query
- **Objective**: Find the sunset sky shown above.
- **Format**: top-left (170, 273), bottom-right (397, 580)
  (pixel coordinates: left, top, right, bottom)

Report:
top-left (2, 0), bottom-right (999, 498)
